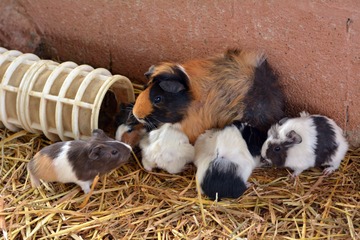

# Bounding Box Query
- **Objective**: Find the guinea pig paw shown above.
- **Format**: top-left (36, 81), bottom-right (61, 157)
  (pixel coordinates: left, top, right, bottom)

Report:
top-left (257, 161), bottom-right (271, 168)
top-left (80, 185), bottom-right (91, 194)
top-left (290, 171), bottom-right (302, 179)
top-left (245, 182), bottom-right (253, 188)
top-left (323, 167), bottom-right (336, 176)
top-left (141, 159), bottom-right (155, 172)
top-left (142, 164), bottom-right (154, 172)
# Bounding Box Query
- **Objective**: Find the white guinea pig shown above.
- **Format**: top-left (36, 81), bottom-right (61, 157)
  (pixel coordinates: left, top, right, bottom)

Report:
top-left (261, 111), bottom-right (349, 177)
top-left (27, 129), bottom-right (132, 193)
top-left (139, 123), bottom-right (195, 174)
top-left (194, 122), bottom-right (267, 200)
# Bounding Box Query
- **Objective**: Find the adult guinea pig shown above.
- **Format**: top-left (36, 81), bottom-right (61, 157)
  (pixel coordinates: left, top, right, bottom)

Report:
top-left (132, 48), bottom-right (284, 143)
top-left (139, 123), bottom-right (195, 174)
top-left (261, 111), bottom-right (349, 177)
top-left (194, 122), bottom-right (266, 200)
top-left (27, 129), bottom-right (132, 193)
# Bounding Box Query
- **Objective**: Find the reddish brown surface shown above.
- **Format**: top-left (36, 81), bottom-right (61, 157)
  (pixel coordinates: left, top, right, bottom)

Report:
top-left (0, 1), bottom-right (359, 146)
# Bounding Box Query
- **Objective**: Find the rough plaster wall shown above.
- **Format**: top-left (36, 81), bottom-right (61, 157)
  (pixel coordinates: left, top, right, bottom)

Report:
top-left (0, 0), bottom-right (43, 53)
top-left (0, 1), bottom-right (359, 146)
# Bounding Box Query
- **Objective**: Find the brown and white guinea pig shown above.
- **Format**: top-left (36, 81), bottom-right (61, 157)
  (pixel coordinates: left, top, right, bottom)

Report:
top-left (139, 123), bottom-right (195, 174)
top-left (194, 122), bottom-right (267, 200)
top-left (132, 49), bottom-right (285, 144)
top-left (27, 129), bottom-right (132, 193)
top-left (261, 111), bottom-right (349, 177)
top-left (115, 122), bottom-right (146, 149)
top-left (114, 102), bottom-right (146, 148)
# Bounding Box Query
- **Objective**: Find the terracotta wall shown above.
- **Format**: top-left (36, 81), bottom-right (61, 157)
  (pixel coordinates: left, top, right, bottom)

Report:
top-left (1, 0), bottom-right (359, 147)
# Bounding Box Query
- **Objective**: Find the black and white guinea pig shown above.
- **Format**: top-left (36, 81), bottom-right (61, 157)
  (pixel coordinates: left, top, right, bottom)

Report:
top-left (27, 129), bottom-right (132, 193)
top-left (139, 123), bottom-right (195, 174)
top-left (261, 111), bottom-right (349, 177)
top-left (194, 122), bottom-right (266, 200)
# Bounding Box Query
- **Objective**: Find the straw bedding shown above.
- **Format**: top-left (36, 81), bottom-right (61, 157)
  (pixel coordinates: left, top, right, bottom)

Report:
top-left (1, 126), bottom-right (359, 239)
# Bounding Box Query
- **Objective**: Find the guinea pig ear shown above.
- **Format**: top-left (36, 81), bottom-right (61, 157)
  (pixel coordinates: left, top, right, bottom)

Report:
top-left (159, 80), bottom-right (185, 93)
top-left (144, 65), bottom-right (155, 79)
top-left (92, 129), bottom-right (108, 140)
top-left (285, 130), bottom-right (302, 146)
top-left (89, 144), bottom-right (104, 160)
top-left (278, 117), bottom-right (289, 126)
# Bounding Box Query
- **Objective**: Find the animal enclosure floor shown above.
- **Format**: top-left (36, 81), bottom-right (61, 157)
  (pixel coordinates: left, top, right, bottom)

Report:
top-left (0, 129), bottom-right (359, 239)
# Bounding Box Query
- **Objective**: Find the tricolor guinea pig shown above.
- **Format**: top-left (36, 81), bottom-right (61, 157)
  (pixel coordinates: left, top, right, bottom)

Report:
top-left (261, 111), bottom-right (349, 177)
top-left (115, 122), bottom-right (146, 149)
top-left (139, 123), bottom-right (195, 174)
top-left (115, 102), bottom-right (147, 149)
top-left (27, 129), bottom-right (132, 193)
top-left (132, 48), bottom-right (284, 143)
top-left (194, 122), bottom-right (266, 200)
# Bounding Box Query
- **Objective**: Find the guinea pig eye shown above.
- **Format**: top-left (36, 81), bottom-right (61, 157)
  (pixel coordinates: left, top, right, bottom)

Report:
top-left (153, 96), bottom-right (162, 104)
top-left (274, 146), bottom-right (281, 152)
top-left (111, 150), bottom-right (118, 155)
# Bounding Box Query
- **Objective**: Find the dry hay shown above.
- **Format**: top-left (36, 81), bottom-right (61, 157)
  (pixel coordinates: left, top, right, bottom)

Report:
top-left (0, 127), bottom-right (359, 239)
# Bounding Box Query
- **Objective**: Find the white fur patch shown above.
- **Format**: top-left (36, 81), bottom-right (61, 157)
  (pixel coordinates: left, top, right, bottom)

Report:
top-left (115, 124), bottom-right (130, 141)
top-left (176, 64), bottom-right (190, 79)
top-left (52, 142), bottom-right (79, 183)
top-left (140, 123), bottom-right (195, 174)
top-left (106, 140), bottom-right (132, 151)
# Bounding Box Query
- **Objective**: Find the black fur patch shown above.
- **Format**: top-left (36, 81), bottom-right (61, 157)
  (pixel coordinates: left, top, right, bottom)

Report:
top-left (115, 103), bottom-right (138, 129)
top-left (232, 121), bottom-right (267, 157)
top-left (242, 125), bottom-right (267, 157)
top-left (147, 66), bottom-right (192, 125)
top-left (41, 142), bottom-right (64, 160)
top-left (201, 160), bottom-right (247, 200)
top-left (265, 142), bottom-right (289, 167)
top-left (312, 116), bottom-right (338, 166)
top-left (242, 60), bottom-right (285, 132)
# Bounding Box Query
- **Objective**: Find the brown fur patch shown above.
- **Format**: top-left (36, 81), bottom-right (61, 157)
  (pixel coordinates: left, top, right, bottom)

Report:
top-left (28, 153), bottom-right (57, 183)
top-left (121, 124), bottom-right (145, 147)
top-left (133, 87), bottom-right (153, 120)
top-left (180, 50), bottom-right (260, 143)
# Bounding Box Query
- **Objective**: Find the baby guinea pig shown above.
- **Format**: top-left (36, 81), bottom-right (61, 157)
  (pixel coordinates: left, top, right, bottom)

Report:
top-left (261, 111), bottom-right (349, 177)
top-left (115, 122), bottom-right (146, 149)
top-left (115, 102), bottom-right (147, 149)
top-left (139, 123), bottom-right (195, 174)
top-left (194, 122), bottom-right (266, 200)
top-left (27, 129), bottom-right (132, 193)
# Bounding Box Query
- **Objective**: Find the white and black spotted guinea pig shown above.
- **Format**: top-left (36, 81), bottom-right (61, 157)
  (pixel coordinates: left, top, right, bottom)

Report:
top-left (139, 123), bottom-right (195, 174)
top-left (194, 122), bottom-right (267, 200)
top-left (27, 129), bottom-right (132, 193)
top-left (261, 111), bottom-right (349, 177)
